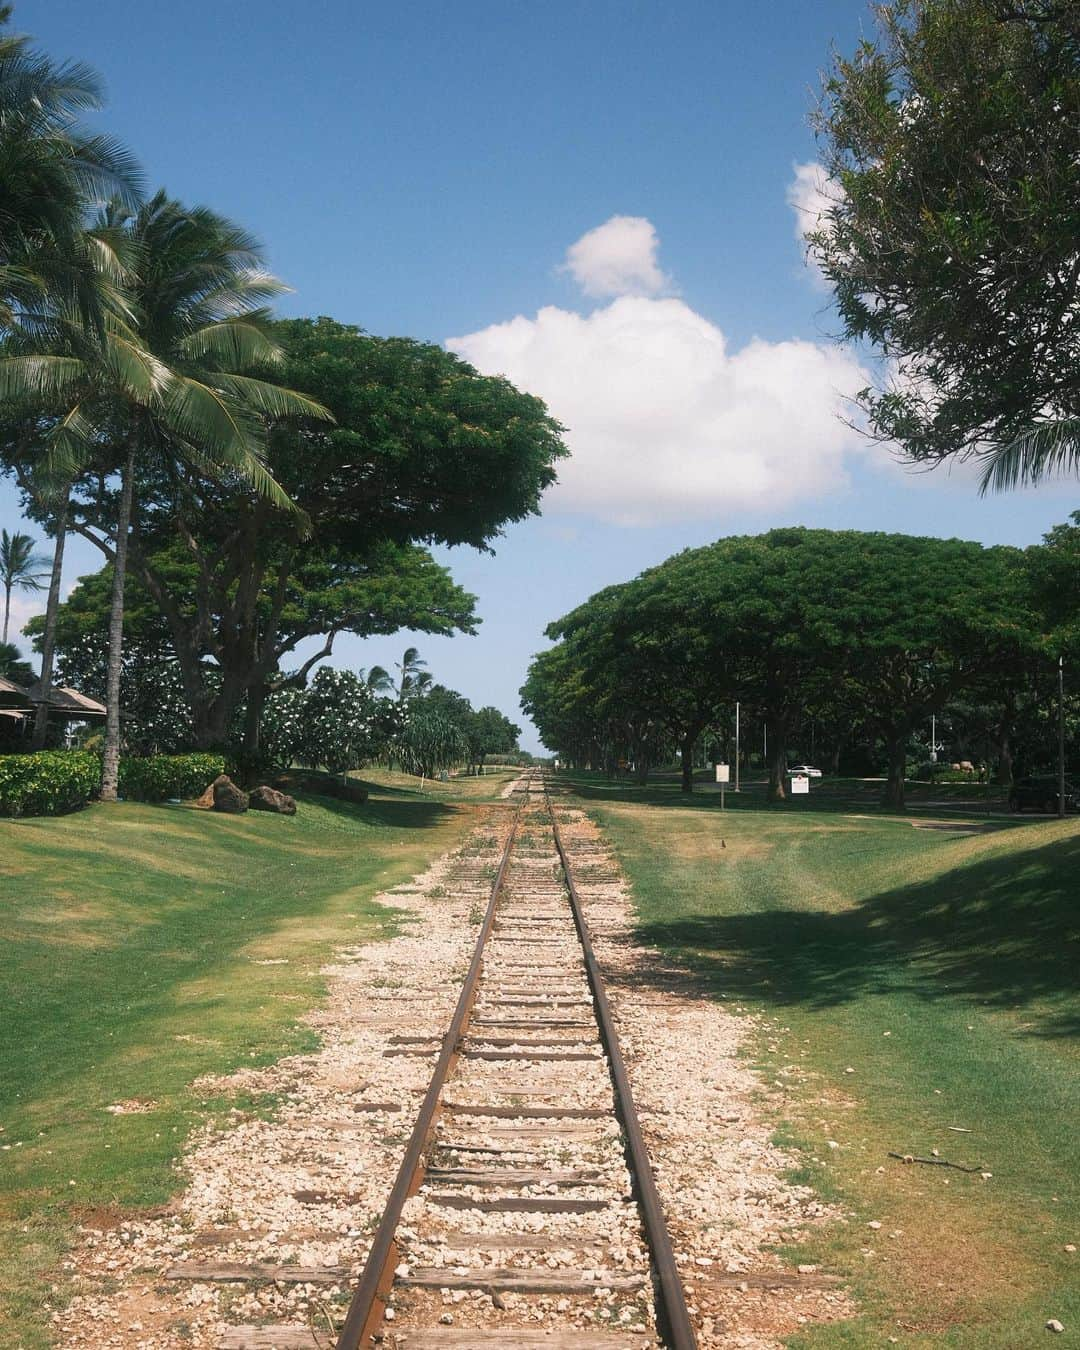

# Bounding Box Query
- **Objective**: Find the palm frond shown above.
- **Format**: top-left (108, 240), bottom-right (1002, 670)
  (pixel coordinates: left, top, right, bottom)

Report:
top-left (37, 402), bottom-right (97, 486)
top-left (102, 331), bottom-right (171, 402)
top-left (978, 420), bottom-right (1080, 494)
top-left (0, 353), bottom-right (85, 403)
top-left (179, 319), bottom-right (283, 370)
top-left (214, 372), bottom-right (333, 422)
top-left (163, 374), bottom-right (306, 524)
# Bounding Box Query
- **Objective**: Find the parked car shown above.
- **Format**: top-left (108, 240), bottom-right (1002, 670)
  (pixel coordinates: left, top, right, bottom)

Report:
top-left (788, 764), bottom-right (823, 778)
top-left (1008, 775), bottom-right (1078, 813)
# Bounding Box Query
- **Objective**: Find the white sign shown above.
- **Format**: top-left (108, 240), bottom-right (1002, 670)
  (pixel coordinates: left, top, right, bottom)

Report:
top-left (790, 774), bottom-right (810, 795)
top-left (715, 763), bottom-right (730, 783)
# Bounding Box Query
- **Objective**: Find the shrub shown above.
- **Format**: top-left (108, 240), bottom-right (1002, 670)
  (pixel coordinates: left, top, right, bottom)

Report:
top-left (0, 750), bottom-right (101, 817)
top-left (118, 753), bottom-right (225, 803)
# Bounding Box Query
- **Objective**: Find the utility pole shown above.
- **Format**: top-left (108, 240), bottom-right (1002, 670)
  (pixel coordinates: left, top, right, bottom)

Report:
top-left (735, 701), bottom-right (741, 792)
top-left (1059, 656), bottom-right (1066, 820)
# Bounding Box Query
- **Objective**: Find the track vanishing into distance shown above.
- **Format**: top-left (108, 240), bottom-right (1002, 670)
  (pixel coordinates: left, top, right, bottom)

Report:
top-left (335, 770), bottom-right (697, 1350)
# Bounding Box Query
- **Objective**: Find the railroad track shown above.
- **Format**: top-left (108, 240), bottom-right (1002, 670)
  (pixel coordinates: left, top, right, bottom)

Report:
top-left (333, 769), bottom-right (697, 1350)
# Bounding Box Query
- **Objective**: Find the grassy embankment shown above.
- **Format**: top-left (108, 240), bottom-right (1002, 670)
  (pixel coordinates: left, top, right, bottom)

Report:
top-left (571, 773), bottom-right (1078, 1348)
top-left (0, 768), bottom-right (512, 1349)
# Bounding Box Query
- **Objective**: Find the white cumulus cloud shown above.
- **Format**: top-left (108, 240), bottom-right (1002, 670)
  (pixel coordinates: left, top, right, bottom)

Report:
top-left (787, 160), bottom-right (838, 285)
top-left (559, 215), bottom-right (673, 299)
top-left (449, 292), bottom-right (873, 526)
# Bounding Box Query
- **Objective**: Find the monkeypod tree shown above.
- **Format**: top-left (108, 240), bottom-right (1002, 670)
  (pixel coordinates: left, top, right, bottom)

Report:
top-left (43, 318), bottom-right (564, 757)
top-left (30, 541), bottom-right (475, 756)
top-left (810, 0), bottom-right (1080, 487)
top-left (526, 528), bottom-right (1037, 807)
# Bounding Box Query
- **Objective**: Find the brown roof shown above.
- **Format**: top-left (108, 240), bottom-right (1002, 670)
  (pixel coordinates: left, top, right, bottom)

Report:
top-left (0, 678), bottom-right (106, 719)
top-left (31, 684), bottom-right (106, 717)
top-left (0, 677), bottom-right (32, 709)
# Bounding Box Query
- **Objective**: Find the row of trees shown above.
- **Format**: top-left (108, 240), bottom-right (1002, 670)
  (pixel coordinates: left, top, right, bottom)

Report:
top-left (0, 8), bottom-right (563, 787)
top-left (256, 656), bottom-right (522, 784)
top-left (522, 523), bottom-right (1080, 808)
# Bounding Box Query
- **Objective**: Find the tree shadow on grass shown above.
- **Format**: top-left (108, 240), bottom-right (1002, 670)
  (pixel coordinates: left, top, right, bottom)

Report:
top-left (632, 831), bottom-right (1080, 1039)
top-left (294, 791), bottom-right (456, 831)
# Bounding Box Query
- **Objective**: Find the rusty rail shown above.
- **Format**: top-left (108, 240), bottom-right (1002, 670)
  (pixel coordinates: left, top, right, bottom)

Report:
top-left (334, 775), bottom-right (530, 1349)
top-left (336, 770), bottom-right (697, 1348)
top-left (549, 784), bottom-right (699, 1350)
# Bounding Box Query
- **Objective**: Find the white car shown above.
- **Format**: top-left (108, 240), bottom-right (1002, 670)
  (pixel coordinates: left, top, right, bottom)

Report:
top-left (788, 765), bottom-right (823, 778)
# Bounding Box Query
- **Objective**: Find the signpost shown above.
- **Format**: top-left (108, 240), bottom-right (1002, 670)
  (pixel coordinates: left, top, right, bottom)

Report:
top-left (715, 761), bottom-right (729, 810)
top-left (790, 773), bottom-right (810, 796)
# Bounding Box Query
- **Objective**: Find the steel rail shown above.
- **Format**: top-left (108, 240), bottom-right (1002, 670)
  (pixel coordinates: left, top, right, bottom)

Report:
top-left (548, 784), bottom-right (699, 1350)
top-left (334, 775), bottom-right (531, 1350)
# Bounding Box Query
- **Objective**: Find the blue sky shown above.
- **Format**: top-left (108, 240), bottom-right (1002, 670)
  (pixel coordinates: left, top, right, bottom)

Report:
top-left (3, 0), bottom-right (1077, 751)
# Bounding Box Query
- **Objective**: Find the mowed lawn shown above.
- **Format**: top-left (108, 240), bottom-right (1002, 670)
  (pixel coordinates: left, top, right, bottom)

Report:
top-left (0, 770), bottom-right (510, 1349)
top-left (576, 776), bottom-right (1079, 1348)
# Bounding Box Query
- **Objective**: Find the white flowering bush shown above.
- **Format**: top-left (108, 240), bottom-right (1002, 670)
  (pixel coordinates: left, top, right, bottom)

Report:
top-left (296, 667), bottom-right (381, 777)
top-left (259, 686), bottom-right (306, 771)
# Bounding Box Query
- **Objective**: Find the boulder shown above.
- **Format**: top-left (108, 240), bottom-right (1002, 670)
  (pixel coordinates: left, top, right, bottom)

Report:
top-left (211, 773), bottom-right (248, 814)
top-left (249, 784), bottom-right (297, 816)
top-left (193, 782), bottom-right (216, 810)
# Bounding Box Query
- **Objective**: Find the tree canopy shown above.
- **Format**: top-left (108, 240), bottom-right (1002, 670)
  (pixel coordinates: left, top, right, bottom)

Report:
top-left (525, 526), bottom-right (1041, 806)
top-left (809, 0), bottom-right (1080, 487)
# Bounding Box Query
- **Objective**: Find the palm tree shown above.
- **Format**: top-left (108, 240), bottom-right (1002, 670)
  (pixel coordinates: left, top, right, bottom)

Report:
top-left (1, 10), bottom-right (140, 747)
top-left (0, 527), bottom-right (48, 641)
top-left (0, 193), bottom-right (331, 797)
top-left (394, 646), bottom-right (432, 702)
top-left (0, 5), bottom-right (141, 331)
top-left (979, 421), bottom-right (1080, 494)
top-left (361, 665), bottom-right (394, 695)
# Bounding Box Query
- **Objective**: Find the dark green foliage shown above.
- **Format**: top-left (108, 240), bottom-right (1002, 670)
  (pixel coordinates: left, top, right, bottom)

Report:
top-left (0, 639), bottom-right (33, 684)
top-left (117, 753), bottom-right (225, 803)
top-left (267, 317), bottom-right (567, 552)
top-left (525, 527), bottom-right (1044, 806)
top-left (0, 749), bottom-right (99, 816)
top-left (810, 0), bottom-right (1080, 483)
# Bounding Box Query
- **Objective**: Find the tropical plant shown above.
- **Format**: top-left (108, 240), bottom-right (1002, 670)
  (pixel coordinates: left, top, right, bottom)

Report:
top-left (0, 5), bottom-right (141, 330)
top-left (296, 666), bottom-right (381, 780)
top-left (0, 527), bottom-right (47, 641)
top-left (394, 646), bottom-right (431, 702)
top-left (0, 192), bottom-right (331, 798)
top-left (399, 702), bottom-right (470, 782)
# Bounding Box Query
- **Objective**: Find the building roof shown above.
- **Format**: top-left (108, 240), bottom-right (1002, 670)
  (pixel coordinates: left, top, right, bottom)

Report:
top-left (0, 678), bottom-right (106, 719)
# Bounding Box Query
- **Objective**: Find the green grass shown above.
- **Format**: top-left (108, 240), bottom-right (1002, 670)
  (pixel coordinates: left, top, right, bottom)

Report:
top-left (571, 774), bottom-right (1079, 1347)
top-left (0, 769), bottom-right (510, 1348)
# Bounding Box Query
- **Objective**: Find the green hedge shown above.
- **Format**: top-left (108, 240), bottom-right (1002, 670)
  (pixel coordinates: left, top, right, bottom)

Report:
top-left (0, 750), bottom-right (226, 817)
top-left (118, 753), bottom-right (225, 802)
top-left (0, 750), bottom-right (101, 817)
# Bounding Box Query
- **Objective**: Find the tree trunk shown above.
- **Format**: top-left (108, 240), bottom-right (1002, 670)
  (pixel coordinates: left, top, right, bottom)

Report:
top-left (882, 731), bottom-right (908, 809)
top-left (680, 732), bottom-right (695, 793)
top-left (32, 499), bottom-right (68, 750)
top-left (101, 445), bottom-right (137, 802)
top-left (765, 718), bottom-right (788, 801)
top-left (995, 697), bottom-right (1015, 787)
top-left (241, 683), bottom-right (267, 781)
top-left (2, 583), bottom-right (9, 644)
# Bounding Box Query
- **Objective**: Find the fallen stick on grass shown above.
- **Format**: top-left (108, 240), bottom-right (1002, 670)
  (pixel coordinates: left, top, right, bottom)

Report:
top-left (888, 1151), bottom-right (984, 1173)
